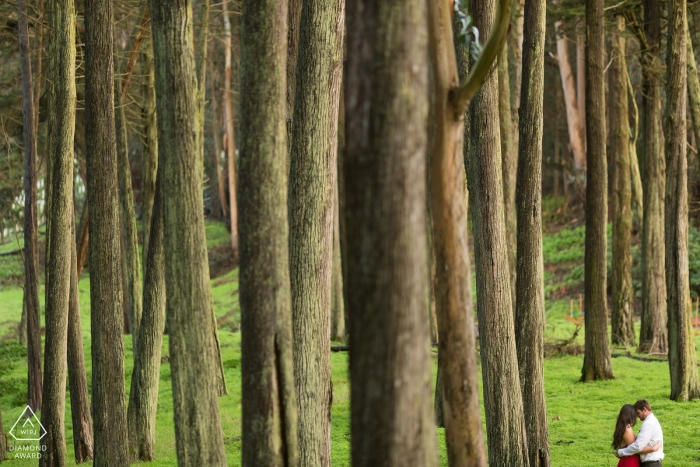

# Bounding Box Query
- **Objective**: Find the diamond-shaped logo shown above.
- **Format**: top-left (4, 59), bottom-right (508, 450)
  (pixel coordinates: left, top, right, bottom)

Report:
top-left (9, 406), bottom-right (47, 441)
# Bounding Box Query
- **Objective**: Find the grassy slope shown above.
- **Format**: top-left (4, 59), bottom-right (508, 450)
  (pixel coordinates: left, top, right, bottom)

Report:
top-left (1, 212), bottom-right (700, 466)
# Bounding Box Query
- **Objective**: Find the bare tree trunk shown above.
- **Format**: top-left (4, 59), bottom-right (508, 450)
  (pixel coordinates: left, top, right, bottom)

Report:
top-left (515, 0), bottom-right (550, 463)
top-left (555, 24), bottom-right (586, 174)
top-left (239, 0), bottom-right (299, 464)
top-left (287, 0), bottom-right (303, 154)
top-left (610, 15), bottom-right (635, 347)
top-left (686, 23), bottom-right (700, 168)
top-left (223, 2), bottom-right (239, 259)
top-left (18, 0), bottom-right (43, 413)
top-left (76, 205), bottom-right (89, 277)
top-left (208, 50), bottom-right (228, 220)
top-left (577, 29), bottom-right (586, 153)
top-left (665, 0), bottom-right (700, 402)
top-left (345, 0), bottom-right (438, 464)
top-left (638, 0), bottom-right (667, 355)
top-left (39, 0), bottom-right (77, 462)
top-left (149, 0), bottom-right (228, 463)
top-left (331, 174), bottom-right (345, 340)
top-left (581, 0), bottom-right (613, 382)
top-left (84, 0), bottom-right (130, 462)
top-left (141, 36), bottom-right (158, 267)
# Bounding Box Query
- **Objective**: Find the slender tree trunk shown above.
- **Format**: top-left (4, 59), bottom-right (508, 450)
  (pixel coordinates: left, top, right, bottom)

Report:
top-left (141, 36), bottom-right (158, 267)
top-left (223, 2), bottom-right (239, 259)
top-left (76, 205), bottom-right (89, 277)
top-left (287, 0), bottom-right (303, 153)
top-left (427, 2), bottom-right (487, 465)
top-left (39, 0), bottom-right (77, 463)
top-left (331, 180), bottom-right (345, 340)
top-left (18, 0), bottom-right (43, 413)
top-left (639, 0), bottom-right (667, 355)
top-left (67, 214), bottom-right (93, 463)
top-left (665, 0), bottom-right (700, 402)
top-left (84, 0), bottom-right (130, 463)
top-left (581, 0), bottom-right (613, 382)
top-left (555, 24), bottom-right (586, 173)
top-left (149, 0), bottom-right (228, 463)
top-left (511, 0), bottom-right (525, 131)
top-left (515, 0), bottom-right (550, 464)
top-left (577, 30), bottom-right (586, 152)
top-left (127, 173), bottom-right (165, 461)
top-left (208, 51), bottom-right (228, 220)
top-left (499, 45), bottom-right (517, 314)
top-left (239, 0), bottom-right (299, 465)
top-left (345, 0), bottom-right (438, 464)
top-left (465, 0), bottom-right (530, 462)
top-left (610, 15), bottom-right (635, 347)
top-left (686, 24), bottom-right (700, 168)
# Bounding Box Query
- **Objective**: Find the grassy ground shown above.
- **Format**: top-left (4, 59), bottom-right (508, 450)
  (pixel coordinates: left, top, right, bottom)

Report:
top-left (2, 207), bottom-right (700, 466)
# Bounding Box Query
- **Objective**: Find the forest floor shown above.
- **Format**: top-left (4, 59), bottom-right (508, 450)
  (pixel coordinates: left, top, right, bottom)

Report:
top-left (1, 197), bottom-right (700, 466)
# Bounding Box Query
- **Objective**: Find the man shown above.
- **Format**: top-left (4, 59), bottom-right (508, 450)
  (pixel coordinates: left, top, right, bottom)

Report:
top-left (617, 399), bottom-right (664, 466)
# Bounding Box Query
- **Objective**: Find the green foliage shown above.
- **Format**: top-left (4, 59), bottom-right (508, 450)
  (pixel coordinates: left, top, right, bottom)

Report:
top-left (453, 0), bottom-right (482, 60)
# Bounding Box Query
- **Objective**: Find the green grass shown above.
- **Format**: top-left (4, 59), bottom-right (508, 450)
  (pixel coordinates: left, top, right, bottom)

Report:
top-left (2, 215), bottom-right (700, 466)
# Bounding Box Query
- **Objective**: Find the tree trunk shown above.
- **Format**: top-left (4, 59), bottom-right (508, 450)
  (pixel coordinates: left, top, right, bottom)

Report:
top-left (665, 0), bottom-right (700, 402)
top-left (149, 0), bottom-right (228, 463)
top-left (223, 2), bottom-right (239, 259)
top-left (208, 49), bottom-right (228, 220)
top-left (581, 0), bottom-right (613, 382)
top-left (511, 0), bottom-right (525, 131)
top-left (577, 30), bottom-right (586, 153)
top-left (286, 0), bottom-right (303, 155)
top-left (288, 0), bottom-right (343, 464)
top-left (610, 16), bottom-right (635, 348)
top-left (127, 172), bottom-right (165, 461)
top-left (465, 0), bottom-right (530, 462)
top-left (76, 205), bottom-right (89, 277)
top-left (18, 0), bottom-right (43, 413)
top-left (141, 36), bottom-right (158, 267)
top-left (239, 1), bottom-right (299, 465)
top-left (331, 176), bottom-right (345, 340)
top-left (427, 1), bottom-right (487, 465)
top-left (67, 214), bottom-right (93, 463)
top-left (345, 0), bottom-right (438, 464)
top-left (84, 0), bottom-right (130, 462)
top-left (499, 44), bottom-right (517, 315)
top-left (39, 0), bottom-right (77, 462)
top-left (555, 23), bottom-right (586, 174)
top-left (686, 24), bottom-right (700, 168)
top-left (515, 0), bottom-right (550, 464)
top-left (639, 0), bottom-right (667, 355)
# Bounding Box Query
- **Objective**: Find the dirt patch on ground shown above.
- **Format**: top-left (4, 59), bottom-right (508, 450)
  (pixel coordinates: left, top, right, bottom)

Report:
top-left (209, 242), bottom-right (236, 279)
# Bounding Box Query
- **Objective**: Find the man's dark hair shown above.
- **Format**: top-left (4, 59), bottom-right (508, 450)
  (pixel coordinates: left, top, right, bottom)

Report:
top-left (634, 399), bottom-right (652, 412)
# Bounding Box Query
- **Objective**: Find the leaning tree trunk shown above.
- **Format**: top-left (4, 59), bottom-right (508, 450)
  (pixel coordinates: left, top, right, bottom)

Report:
top-left (466, 0), bottom-right (530, 462)
top-left (665, 0), bottom-right (700, 402)
top-left (515, 0), bottom-right (550, 463)
top-left (610, 15), bottom-right (635, 347)
top-left (638, 0), bottom-right (667, 355)
top-left (149, 0), bottom-right (228, 463)
top-left (222, 1), bottom-right (239, 259)
top-left (581, 0), bottom-right (613, 382)
top-left (288, 0), bottom-right (344, 464)
top-left (17, 0), bottom-right (43, 413)
top-left (239, 0), bottom-right (299, 465)
top-left (84, 0), bottom-right (130, 462)
top-left (345, 0), bottom-right (438, 465)
top-left (39, 0), bottom-right (77, 463)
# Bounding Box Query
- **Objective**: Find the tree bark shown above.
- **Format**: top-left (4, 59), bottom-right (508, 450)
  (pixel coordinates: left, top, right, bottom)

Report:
top-left (286, 0), bottom-right (303, 154)
top-left (427, 2), bottom-right (487, 465)
top-left (223, 2), bottom-right (239, 259)
top-left (465, 0), bottom-right (530, 462)
top-left (84, 0), bottom-right (130, 462)
top-left (239, 0), bottom-right (299, 465)
top-left (149, 0), bottom-right (228, 463)
top-left (610, 15), bottom-right (635, 348)
top-left (39, 0), bottom-right (77, 463)
top-left (581, 0), bottom-right (613, 382)
top-left (515, 0), bottom-right (550, 464)
top-left (638, 0), bottom-right (667, 355)
top-left (345, 0), bottom-right (438, 464)
top-left (686, 24), bottom-right (700, 168)
top-left (18, 0), bottom-right (43, 413)
top-left (331, 180), bottom-right (345, 340)
top-left (141, 36), bottom-right (158, 268)
top-left (577, 30), bottom-right (586, 152)
top-left (207, 50), bottom-right (227, 219)
top-left (665, 0), bottom-right (700, 402)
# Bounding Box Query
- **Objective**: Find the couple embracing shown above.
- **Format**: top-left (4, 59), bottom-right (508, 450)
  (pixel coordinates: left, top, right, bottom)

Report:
top-left (613, 399), bottom-right (664, 467)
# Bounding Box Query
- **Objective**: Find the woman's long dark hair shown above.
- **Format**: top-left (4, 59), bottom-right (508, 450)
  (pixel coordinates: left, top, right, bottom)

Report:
top-left (613, 404), bottom-right (637, 449)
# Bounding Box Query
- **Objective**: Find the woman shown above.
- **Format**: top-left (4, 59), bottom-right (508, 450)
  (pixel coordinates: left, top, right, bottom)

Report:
top-left (612, 404), bottom-right (659, 467)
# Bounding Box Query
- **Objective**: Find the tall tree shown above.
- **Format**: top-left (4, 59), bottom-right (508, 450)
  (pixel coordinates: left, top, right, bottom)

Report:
top-left (288, 0), bottom-right (344, 464)
top-left (665, 0), bottom-right (700, 402)
top-left (330, 180), bottom-right (345, 340)
top-left (239, 0), bottom-right (299, 464)
top-left (580, 0), bottom-right (613, 382)
top-left (17, 0), bottom-right (42, 413)
top-left (637, 0), bottom-right (667, 355)
top-left (610, 15), bottom-right (635, 347)
top-left (515, 0), bottom-right (550, 463)
top-left (84, 0), bottom-right (130, 462)
top-left (686, 25), bottom-right (700, 168)
top-left (149, 0), bottom-right (228, 463)
top-left (345, 0), bottom-right (437, 464)
top-left (465, 0), bottom-right (530, 462)
top-left (141, 36), bottom-right (158, 272)
top-left (39, 0), bottom-right (76, 462)
top-left (222, 1), bottom-right (238, 258)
